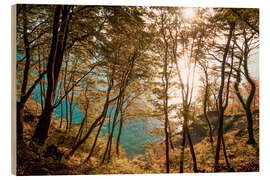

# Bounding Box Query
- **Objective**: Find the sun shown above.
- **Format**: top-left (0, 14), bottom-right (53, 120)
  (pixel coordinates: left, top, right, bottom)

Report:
top-left (182, 7), bottom-right (197, 21)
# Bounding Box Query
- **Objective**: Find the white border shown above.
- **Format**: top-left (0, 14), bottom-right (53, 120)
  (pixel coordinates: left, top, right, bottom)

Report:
top-left (1, 0), bottom-right (269, 180)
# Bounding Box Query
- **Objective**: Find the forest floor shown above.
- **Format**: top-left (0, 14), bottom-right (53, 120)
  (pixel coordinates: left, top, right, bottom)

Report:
top-left (16, 101), bottom-right (259, 175)
top-left (144, 112), bottom-right (259, 173)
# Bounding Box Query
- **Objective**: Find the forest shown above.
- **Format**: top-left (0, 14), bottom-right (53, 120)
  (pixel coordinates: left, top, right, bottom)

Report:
top-left (15, 5), bottom-right (259, 175)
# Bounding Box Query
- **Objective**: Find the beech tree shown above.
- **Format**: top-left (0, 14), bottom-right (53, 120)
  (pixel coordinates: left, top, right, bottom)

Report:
top-left (32, 5), bottom-right (74, 144)
top-left (209, 13), bottom-right (236, 171)
top-left (232, 19), bottom-right (259, 145)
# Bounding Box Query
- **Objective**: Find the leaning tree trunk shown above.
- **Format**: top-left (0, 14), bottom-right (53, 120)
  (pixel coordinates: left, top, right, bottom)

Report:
top-left (74, 102), bottom-right (89, 144)
top-left (101, 95), bottom-right (122, 164)
top-left (114, 51), bottom-right (136, 156)
top-left (69, 100), bottom-right (110, 158)
top-left (84, 115), bottom-right (107, 163)
top-left (68, 77), bottom-right (113, 158)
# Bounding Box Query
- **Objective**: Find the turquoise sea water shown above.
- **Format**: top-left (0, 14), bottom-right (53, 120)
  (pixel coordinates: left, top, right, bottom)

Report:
top-left (32, 85), bottom-right (161, 157)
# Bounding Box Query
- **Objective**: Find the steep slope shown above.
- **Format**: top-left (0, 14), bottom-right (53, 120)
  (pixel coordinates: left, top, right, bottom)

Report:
top-left (142, 112), bottom-right (259, 173)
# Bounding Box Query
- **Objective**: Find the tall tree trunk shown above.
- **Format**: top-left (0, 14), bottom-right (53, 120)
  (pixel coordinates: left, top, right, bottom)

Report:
top-left (114, 54), bottom-right (136, 156)
top-left (160, 13), bottom-right (170, 173)
top-left (203, 69), bottom-right (213, 143)
top-left (214, 21), bottom-right (235, 172)
top-left (32, 5), bottom-right (72, 145)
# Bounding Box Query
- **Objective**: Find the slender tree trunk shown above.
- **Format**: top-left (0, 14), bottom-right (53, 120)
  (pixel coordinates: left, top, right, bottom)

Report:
top-left (74, 83), bottom-right (89, 143)
top-left (74, 103), bottom-right (89, 144)
top-left (168, 122), bottom-right (175, 150)
top-left (41, 51), bottom-right (46, 110)
top-left (84, 115), bottom-right (106, 163)
top-left (68, 89), bottom-right (74, 131)
top-left (179, 120), bottom-right (186, 173)
top-left (116, 110), bottom-right (124, 156)
top-left (184, 112), bottom-right (198, 173)
top-left (214, 21), bottom-right (235, 172)
top-left (203, 70), bottom-right (213, 143)
top-left (65, 96), bottom-right (69, 131)
top-left (103, 80), bottom-right (129, 163)
top-left (107, 134), bottom-right (113, 163)
top-left (60, 97), bottom-right (63, 129)
top-left (58, 72), bottom-right (65, 129)
top-left (69, 104), bottom-right (109, 157)
top-left (161, 13), bottom-right (170, 173)
top-left (102, 98), bottom-right (121, 164)
top-left (221, 134), bottom-right (232, 170)
top-left (38, 49), bottom-right (44, 112)
top-left (69, 78), bottom-right (113, 157)
top-left (164, 113), bottom-right (170, 173)
top-left (215, 109), bottom-right (224, 172)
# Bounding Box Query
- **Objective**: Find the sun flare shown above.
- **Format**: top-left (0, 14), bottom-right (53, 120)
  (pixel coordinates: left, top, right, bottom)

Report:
top-left (182, 7), bottom-right (197, 20)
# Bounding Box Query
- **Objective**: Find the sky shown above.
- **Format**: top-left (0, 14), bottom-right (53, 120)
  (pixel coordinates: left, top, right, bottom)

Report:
top-left (249, 51), bottom-right (259, 78)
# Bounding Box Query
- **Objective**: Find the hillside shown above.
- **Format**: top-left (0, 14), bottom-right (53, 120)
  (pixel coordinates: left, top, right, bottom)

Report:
top-left (17, 100), bottom-right (259, 175)
top-left (143, 112), bottom-right (259, 173)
